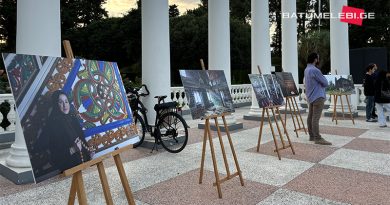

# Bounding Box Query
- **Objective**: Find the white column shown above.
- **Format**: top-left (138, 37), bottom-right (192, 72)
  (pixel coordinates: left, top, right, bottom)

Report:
top-left (281, 0), bottom-right (298, 83)
top-left (328, 0), bottom-right (355, 113)
top-left (16, 0), bottom-right (61, 56)
top-left (142, 0), bottom-right (171, 122)
top-left (208, 0), bottom-right (231, 83)
top-left (6, 0), bottom-right (61, 168)
top-left (208, 0), bottom-right (238, 125)
top-left (330, 0), bottom-right (349, 75)
top-left (249, 0), bottom-right (272, 115)
top-left (281, 0), bottom-right (302, 109)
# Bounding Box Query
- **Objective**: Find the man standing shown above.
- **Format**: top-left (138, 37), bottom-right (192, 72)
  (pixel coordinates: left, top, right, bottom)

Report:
top-left (363, 63), bottom-right (377, 122)
top-left (304, 53), bottom-right (332, 145)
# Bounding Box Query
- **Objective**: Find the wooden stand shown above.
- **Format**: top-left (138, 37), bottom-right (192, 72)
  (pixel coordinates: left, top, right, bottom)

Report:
top-left (257, 106), bottom-right (295, 160)
top-left (64, 146), bottom-right (136, 205)
top-left (199, 113), bottom-right (244, 198)
top-left (284, 96), bottom-right (307, 138)
top-left (331, 94), bottom-right (355, 125)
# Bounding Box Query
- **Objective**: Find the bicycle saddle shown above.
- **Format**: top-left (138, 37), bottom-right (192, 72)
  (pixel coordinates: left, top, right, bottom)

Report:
top-left (154, 95), bottom-right (167, 100)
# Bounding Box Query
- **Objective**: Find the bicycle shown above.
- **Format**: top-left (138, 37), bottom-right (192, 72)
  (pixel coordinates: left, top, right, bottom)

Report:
top-left (127, 84), bottom-right (188, 153)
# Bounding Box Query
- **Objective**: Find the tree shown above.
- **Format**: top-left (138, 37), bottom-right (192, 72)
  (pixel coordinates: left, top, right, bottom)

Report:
top-left (298, 30), bottom-right (331, 82)
top-left (0, 0), bottom-right (16, 53)
top-left (269, 0), bottom-right (282, 69)
top-left (169, 4), bottom-right (180, 18)
top-left (170, 9), bottom-right (208, 85)
top-left (230, 0), bottom-right (251, 23)
top-left (61, 0), bottom-right (108, 29)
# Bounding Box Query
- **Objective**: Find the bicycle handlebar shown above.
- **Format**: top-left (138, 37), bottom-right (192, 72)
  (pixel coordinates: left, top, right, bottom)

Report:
top-left (140, 84), bottom-right (150, 97)
top-left (128, 84), bottom-right (150, 97)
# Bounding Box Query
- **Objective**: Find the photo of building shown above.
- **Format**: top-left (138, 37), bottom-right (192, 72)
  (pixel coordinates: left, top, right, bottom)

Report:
top-left (275, 72), bottom-right (299, 97)
top-left (180, 70), bottom-right (234, 119)
top-left (325, 75), bottom-right (356, 95)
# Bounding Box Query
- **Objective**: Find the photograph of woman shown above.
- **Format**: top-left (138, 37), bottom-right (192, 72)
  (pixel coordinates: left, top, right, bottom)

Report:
top-left (46, 90), bottom-right (94, 173)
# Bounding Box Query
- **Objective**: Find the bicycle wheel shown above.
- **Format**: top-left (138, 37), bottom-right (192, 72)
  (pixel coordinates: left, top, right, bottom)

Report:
top-left (132, 113), bottom-right (146, 148)
top-left (156, 112), bottom-right (188, 153)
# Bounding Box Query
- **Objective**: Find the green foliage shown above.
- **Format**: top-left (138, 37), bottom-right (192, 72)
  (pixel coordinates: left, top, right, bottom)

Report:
top-left (61, 0), bottom-right (108, 29)
top-left (170, 8), bottom-right (208, 86)
top-left (298, 30), bottom-right (331, 82)
top-left (169, 4), bottom-right (180, 18)
top-left (348, 0), bottom-right (390, 51)
top-left (230, 17), bottom-right (251, 84)
top-left (0, 0), bottom-right (16, 53)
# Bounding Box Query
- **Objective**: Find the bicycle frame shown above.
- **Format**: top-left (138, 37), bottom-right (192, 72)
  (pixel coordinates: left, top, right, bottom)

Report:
top-left (129, 88), bottom-right (175, 137)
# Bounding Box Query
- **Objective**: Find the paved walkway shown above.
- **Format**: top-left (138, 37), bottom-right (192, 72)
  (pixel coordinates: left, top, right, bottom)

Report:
top-left (1, 107), bottom-right (389, 205)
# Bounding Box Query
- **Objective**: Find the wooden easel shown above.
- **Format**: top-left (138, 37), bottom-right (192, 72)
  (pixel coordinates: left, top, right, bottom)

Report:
top-left (331, 94), bottom-right (355, 125)
top-left (255, 66), bottom-right (295, 160)
top-left (198, 59), bottom-right (244, 198)
top-left (257, 106), bottom-right (296, 160)
top-left (64, 145), bottom-right (136, 205)
top-left (329, 70), bottom-right (355, 125)
top-left (63, 40), bottom-right (75, 58)
top-left (284, 96), bottom-right (307, 138)
top-left (278, 68), bottom-right (306, 138)
top-left (62, 40), bottom-right (136, 205)
top-left (199, 113), bottom-right (244, 198)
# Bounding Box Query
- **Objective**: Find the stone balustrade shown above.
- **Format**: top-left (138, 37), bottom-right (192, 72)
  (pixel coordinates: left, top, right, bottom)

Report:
top-left (0, 84), bottom-right (367, 139)
top-left (0, 94), bottom-right (16, 148)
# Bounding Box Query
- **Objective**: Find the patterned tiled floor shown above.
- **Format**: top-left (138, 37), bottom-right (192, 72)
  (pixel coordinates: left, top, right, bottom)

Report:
top-left (1, 107), bottom-right (390, 205)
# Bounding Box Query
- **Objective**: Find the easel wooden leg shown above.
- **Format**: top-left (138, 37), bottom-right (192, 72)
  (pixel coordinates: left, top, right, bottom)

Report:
top-left (340, 95), bottom-right (345, 120)
top-left (291, 97), bottom-right (302, 129)
top-left (199, 119), bottom-right (208, 184)
top-left (284, 100), bottom-right (288, 125)
top-left (345, 95), bottom-right (355, 124)
top-left (293, 97), bottom-right (307, 134)
top-left (97, 162), bottom-right (114, 205)
top-left (276, 107), bottom-right (295, 155)
top-left (256, 108), bottom-right (266, 152)
top-left (266, 108), bottom-right (281, 160)
top-left (114, 154), bottom-right (136, 205)
top-left (75, 171), bottom-right (87, 205)
top-left (332, 95), bottom-right (338, 124)
top-left (271, 108), bottom-right (286, 148)
top-left (68, 174), bottom-right (78, 205)
top-left (206, 120), bottom-right (222, 198)
top-left (287, 97), bottom-right (299, 138)
top-left (222, 115), bottom-right (244, 186)
top-left (214, 117), bottom-right (231, 177)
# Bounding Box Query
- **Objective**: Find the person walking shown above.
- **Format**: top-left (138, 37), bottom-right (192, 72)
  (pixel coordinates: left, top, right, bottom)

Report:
top-left (304, 52), bottom-right (332, 145)
top-left (374, 70), bottom-right (390, 128)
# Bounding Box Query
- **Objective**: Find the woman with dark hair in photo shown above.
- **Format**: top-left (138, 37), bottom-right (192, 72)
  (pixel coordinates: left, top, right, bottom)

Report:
top-left (46, 90), bottom-right (93, 173)
top-left (374, 70), bottom-right (390, 128)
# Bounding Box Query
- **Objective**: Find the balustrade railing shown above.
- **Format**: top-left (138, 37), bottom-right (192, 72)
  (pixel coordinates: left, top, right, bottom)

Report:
top-left (0, 84), bottom-right (367, 137)
top-left (298, 84), bottom-right (364, 110)
top-left (170, 84), bottom-right (252, 111)
top-left (0, 94), bottom-right (16, 148)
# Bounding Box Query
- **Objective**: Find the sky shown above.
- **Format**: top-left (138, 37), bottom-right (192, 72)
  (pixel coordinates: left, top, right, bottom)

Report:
top-left (103, 0), bottom-right (201, 17)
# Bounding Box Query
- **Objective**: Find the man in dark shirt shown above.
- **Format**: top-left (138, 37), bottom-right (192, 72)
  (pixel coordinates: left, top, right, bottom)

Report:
top-left (363, 64), bottom-right (377, 122)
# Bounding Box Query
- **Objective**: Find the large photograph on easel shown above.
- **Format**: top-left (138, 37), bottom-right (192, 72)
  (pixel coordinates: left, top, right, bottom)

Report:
top-left (325, 75), bottom-right (356, 95)
top-left (275, 72), bottom-right (299, 97)
top-left (249, 74), bottom-right (285, 108)
top-left (2, 53), bottom-right (139, 183)
top-left (179, 70), bottom-right (234, 119)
